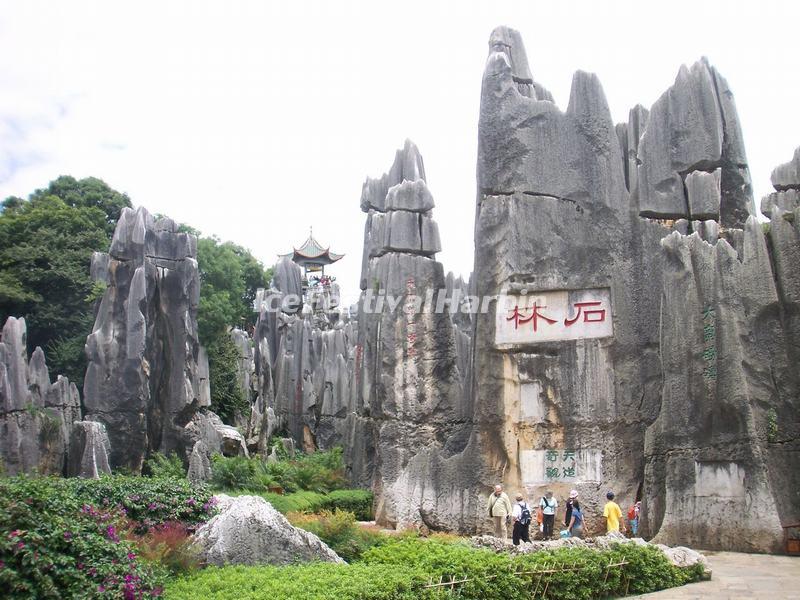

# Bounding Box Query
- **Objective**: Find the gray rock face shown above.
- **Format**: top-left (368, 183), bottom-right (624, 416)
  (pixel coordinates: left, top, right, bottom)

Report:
top-left (187, 440), bottom-right (212, 484)
top-left (83, 206), bottom-right (206, 471)
top-left (0, 317), bottom-right (81, 475)
top-left (193, 494), bottom-right (343, 566)
top-left (468, 26), bottom-right (797, 553)
top-left (685, 169), bottom-right (721, 220)
top-left (636, 59), bottom-right (755, 227)
top-left (68, 421), bottom-right (112, 478)
top-left (644, 225), bottom-right (786, 553)
top-left (770, 146), bottom-right (800, 191)
top-left (473, 26), bottom-right (668, 538)
top-left (348, 142), bottom-right (474, 530)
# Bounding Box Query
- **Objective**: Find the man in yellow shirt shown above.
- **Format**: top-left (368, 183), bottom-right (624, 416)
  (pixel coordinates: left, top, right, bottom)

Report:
top-left (603, 491), bottom-right (625, 534)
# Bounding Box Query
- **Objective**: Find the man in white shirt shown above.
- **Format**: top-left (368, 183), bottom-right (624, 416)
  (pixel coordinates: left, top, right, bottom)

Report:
top-left (539, 490), bottom-right (558, 539)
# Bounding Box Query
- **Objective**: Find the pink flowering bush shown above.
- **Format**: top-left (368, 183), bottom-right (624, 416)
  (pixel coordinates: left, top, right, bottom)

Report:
top-left (0, 475), bottom-right (215, 598)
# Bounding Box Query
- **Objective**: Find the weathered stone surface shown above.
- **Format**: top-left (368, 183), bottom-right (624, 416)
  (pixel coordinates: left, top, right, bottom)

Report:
top-left (636, 59), bottom-right (755, 226)
top-left (193, 494), bottom-right (343, 566)
top-left (761, 189), bottom-right (800, 218)
top-left (771, 146), bottom-right (800, 191)
top-left (637, 61), bottom-right (722, 219)
top-left (473, 26), bottom-right (669, 540)
top-left (68, 420), bottom-right (112, 478)
top-left (83, 206), bottom-right (207, 471)
top-left (685, 169), bottom-right (721, 220)
top-left (349, 142), bottom-right (474, 530)
top-left (643, 225), bottom-right (786, 553)
top-left (385, 179), bottom-right (435, 212)
top-left (187, 440), bottom-right (212, 484)
top-left (478, 39), bottom-right (626, 210)
top-left (0, 317), bottom-right (81, 475)
top-left (360, 139), bottom-right (426, 212)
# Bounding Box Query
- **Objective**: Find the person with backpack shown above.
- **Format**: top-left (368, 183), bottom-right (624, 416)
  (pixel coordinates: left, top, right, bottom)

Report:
top-left (539, 491), bottom-right (558, 539)
top-left (628, 500), bottom-right (641, 536)
top-left (512, 493), bottom-right (532, 545)
top-left (486, 484), bottom-right (513, 540)
top-left (568, 499), bottom-right (585, 538)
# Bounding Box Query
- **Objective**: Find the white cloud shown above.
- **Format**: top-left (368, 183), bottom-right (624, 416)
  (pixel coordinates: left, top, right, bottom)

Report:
top-left (1, 0), bottom-right (799, 306)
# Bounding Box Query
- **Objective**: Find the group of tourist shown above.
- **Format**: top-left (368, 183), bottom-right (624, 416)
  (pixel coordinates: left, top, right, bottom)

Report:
top-left (487, 485), bottom-right (642, 545)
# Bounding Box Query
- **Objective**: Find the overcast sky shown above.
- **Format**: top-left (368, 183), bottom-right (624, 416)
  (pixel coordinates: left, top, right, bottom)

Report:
top-left (2, 1), bottom-right (799, 307)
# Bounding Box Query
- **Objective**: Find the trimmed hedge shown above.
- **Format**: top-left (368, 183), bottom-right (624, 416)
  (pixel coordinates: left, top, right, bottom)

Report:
top-left (246, 489), bottom-right (374, 520)
top-left (165, 563), bottom-right (432, 600)
top-left (165, 537), bottom-right (705, 600)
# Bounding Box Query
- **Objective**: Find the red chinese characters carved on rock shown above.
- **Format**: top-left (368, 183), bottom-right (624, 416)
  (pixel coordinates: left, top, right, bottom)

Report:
top-left (506, 303), bottom-right (557, 332)
top-left (564, 301), bottom-right (605, 327)
top-left (507, 300), bottom-right (607, 331)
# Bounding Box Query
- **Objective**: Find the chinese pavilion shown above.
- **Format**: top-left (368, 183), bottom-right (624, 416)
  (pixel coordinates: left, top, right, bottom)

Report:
top-left (279, 228), bottom-right (344, 279)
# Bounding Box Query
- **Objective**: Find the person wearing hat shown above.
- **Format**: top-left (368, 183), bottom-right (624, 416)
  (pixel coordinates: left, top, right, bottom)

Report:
top-left (564, 489), bottom-right (578, 529)
top-left (568, 499), bottom-right (585, 538)
top-left (603, 490), bottom-right (625, 534)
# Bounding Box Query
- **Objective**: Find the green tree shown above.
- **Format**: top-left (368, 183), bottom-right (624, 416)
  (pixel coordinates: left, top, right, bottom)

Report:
top-left (0, 178), bottom-right (131, 388)
top-left (194, 236), bottom-right (269, 424)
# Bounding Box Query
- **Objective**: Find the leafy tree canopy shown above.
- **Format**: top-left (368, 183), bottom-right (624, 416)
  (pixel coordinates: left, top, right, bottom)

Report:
top-left (0, 177), bottom-right (132, 388)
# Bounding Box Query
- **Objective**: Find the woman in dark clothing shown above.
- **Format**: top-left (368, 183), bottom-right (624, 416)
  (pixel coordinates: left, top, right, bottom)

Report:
top-left (564, 489), bottom-right (578, 528)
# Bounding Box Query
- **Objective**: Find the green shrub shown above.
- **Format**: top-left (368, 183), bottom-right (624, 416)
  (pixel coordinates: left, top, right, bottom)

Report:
top-left (144, 453), bottom-right (186, 479)
top-left (287, 510), bottom-right (388, 562)
top-left (209, 448), bottom-right (347, 495)
top-left (0, 476), bottom-right (167, 599)
top-left (211, 455), bottom-right (256, 491)
top-left (257, 490), bottom-right (327, 514)
top-left (164, 563), bottom-right (435, 600)
top-left (66, 475), bottom-right (214, 532)
top-left (321, 489), bottom-right (373, 520)
top-left (164, 537), bottom-right (705, 600)
top-left (252, 489), bottom-right (372, 517)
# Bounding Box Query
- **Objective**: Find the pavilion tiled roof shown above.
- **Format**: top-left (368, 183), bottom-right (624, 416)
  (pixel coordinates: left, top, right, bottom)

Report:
top-left (279, 231), bottom-right (344, 265)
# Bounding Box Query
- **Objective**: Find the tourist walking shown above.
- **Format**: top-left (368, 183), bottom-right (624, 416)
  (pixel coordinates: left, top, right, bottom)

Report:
top-left (568, 500), bottom-right (584, 538)
top-left (603, 491), bottom-right (625, 534)
top-left (628, 500), bottom-right (641, 536)
top-left (512, 494), bottom-right (532, 545)
top-left (539, 491), bottom-right (558, 539)
top-left (564, 489), bottom-right (578, 529)
top-left (487, 484), bottom-right (512, 540)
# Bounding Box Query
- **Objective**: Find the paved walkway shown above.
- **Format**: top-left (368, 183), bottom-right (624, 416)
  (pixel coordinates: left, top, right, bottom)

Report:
top-left (631, 551), bottom-right (800, 599)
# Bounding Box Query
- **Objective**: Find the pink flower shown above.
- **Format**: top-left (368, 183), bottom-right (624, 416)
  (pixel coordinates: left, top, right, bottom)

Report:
top-left (63, 531), bottom-right (73, 541)
top-left (15, 542), bottom-right (25, 551)
top-left (98, 585), bottom-right (106, 593)
top-left (127, 552), bottom-right (136, 561)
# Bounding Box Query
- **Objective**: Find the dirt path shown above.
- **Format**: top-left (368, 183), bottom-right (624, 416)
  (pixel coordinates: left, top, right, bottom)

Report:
top-left (630, 551), bottom-right (800, 599)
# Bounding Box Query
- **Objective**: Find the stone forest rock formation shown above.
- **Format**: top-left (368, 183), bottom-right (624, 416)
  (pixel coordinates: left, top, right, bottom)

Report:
top-left (0, 317), bottom-right (81, 475)
top-left (469, 25), bottom-right (798, 553)
top-left (83, 206), bottom-right (217, 471)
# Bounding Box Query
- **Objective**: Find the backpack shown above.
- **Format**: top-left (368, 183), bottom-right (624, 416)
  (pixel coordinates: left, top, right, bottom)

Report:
top-left (519, 503), bottom-right (532, 526)
top-left (627, 505), bottom-right (636, 520)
